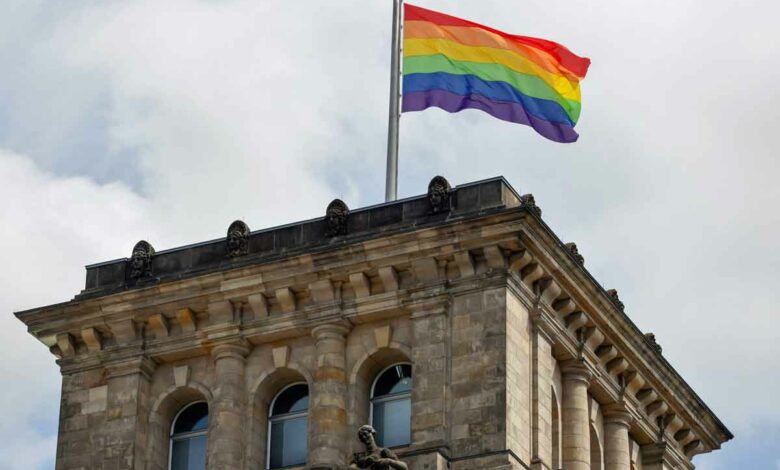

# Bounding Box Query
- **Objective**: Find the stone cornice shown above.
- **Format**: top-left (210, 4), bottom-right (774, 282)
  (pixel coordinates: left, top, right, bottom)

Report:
top-left (516, 214), bottom-right (732, 453)
top-left (14, 177), bottom-right (731, 460)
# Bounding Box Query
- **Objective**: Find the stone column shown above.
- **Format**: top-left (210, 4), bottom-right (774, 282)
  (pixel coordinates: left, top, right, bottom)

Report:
top-left (603, 405), bottom-right (633, 470)
top-left (208, 341), bottom-right (249, 470)
top-left (561, 361), bottom-right (592, 470)
top-left (310, 323), bottom-right (351, 468)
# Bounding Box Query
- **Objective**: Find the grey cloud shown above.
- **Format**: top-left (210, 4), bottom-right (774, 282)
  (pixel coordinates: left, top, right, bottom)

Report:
top-left (0, 0), bottom-right (778, 467)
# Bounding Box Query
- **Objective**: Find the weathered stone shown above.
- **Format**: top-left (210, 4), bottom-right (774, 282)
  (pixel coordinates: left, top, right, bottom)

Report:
top-left (12, 177), bottom-right (730, 470)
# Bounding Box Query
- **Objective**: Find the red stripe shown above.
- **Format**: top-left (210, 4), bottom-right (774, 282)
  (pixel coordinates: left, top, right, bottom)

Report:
top-left (404, 3), bottom-right (590, 79)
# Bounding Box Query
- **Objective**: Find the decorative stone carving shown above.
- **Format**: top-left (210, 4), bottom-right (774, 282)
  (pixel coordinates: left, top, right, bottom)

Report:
top-left (350, 425), bottom-right (408, 470)
top-left (565, 242), bottom-right (585, 266)
top-left (225, 220), bottom-right (250, 258)
top-left (520, 193), bottom-right (542, 217)
top-left (128, 240), bottom-right (154, 280)
top-left (645, 332), bottom-right (663, 354)
top-left (427, 175), bottom-right (451, 214)
top-left (325, 199), bottom-right (349, 237)
top-left (607, 288), bottom-right (625, 312)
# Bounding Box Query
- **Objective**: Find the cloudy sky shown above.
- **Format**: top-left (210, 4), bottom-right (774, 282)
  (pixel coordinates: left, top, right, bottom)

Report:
top-left (1, 0), bottom-right (778, 468)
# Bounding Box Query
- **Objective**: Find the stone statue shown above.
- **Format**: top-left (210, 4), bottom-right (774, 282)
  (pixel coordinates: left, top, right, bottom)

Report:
top-left (128, 240), bottom-right (154, 280)
top-left (427, 175), bottom-right (451, 214)
top-left (325, 199), bottom-right (349, 237)
top-left (349, 425), bottom-right (407, 470)
top-left (225, 220), bottom-right (250, 258)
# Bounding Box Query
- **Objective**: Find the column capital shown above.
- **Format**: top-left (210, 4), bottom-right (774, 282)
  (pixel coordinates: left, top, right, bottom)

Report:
top-left (211, 340), bottom-right (250, 361)
top-left (604, 403), bottom-right (634, 427)
top-left (311, 322), bottom-right (351, 341)
top-left (641, 442), bottom-right (682, 468)
top-left (561, 360), bottom-right (593, 385)
top-left (105, 355), bottom-right (157, 380)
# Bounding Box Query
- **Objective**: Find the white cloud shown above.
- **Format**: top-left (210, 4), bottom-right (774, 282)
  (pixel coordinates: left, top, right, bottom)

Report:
top-left (1, 0), bottom-right (779, 467)
top-left (0, 150), bottom-right (150, 469)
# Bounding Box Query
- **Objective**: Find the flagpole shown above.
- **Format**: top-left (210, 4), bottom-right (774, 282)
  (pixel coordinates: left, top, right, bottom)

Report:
top-left (385, 0), bottom-right (403, 202)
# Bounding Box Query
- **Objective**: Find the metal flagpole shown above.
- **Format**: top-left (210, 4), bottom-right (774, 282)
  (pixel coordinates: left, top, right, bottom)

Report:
top-left (385, 0), bottom-right (403, 202)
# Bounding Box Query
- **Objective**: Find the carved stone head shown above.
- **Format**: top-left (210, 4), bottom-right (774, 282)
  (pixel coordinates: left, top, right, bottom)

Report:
top-left (565, 242), bottom-right (585, 266)
top-left (129, 240), bottom-right (154, 280)
top-left (645, 333), bottom-right (663, 354)
top-left (607, 289), bottom-right (625, 312)
top-left (325, 199), bottom-right (349, 237)
top-left (428, 176), bottom-right (451, 214)
top-left (226, 220), bottom-right (250, 258)
top-left (520, 193), bottom-right (542, 217)
top-left (357, 424), bottom-right (378, 447)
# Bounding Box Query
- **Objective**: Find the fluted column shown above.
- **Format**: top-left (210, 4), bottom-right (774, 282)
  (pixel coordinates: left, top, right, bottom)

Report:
top-left (561, 361), bottom-right (593, 470)
top-left (208, 341), bottom-right (249, 470)
top-left (310, 323), bottom-right (351, 467)
top-left (603, 405), bottom-right (633, 470)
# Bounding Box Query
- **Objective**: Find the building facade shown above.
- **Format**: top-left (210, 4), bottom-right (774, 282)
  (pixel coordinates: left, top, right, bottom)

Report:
top-left (16, 177), bottom-right (731, 470)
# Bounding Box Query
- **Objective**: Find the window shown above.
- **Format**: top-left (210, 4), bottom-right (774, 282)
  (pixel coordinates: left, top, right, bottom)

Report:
top-left (371, 363), bottom-right (412, 448)
top-left (170, 402), bottom-right (208, 470)
top-left (268, 383), bottom-right (309, 469)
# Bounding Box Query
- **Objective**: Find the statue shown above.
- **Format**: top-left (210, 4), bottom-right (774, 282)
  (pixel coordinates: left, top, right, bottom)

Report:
top-left (225, 220), bottom-right (250, 258)
top-left (128, 240), bottom-right (154, 280)
top-left (325, 199), bottom-right (349, 237)
top-left (427, 176), bottom-right (451, 214)
top-left (349, 425), bottom-right (407, 470)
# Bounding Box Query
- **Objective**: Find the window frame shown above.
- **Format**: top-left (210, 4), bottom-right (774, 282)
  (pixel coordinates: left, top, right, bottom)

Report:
top-left (168, 400), bottom-right (209, 470)
top-left (267, 382), bottom-right (310, 470)
top-left (369, 362), bottom-right (413, 448)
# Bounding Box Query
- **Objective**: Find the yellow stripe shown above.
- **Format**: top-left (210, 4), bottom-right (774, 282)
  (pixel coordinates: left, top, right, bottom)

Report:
top-left (404, 38), bottom-right (580, 101)
top-left (405, 21), bottom-right (580, 82)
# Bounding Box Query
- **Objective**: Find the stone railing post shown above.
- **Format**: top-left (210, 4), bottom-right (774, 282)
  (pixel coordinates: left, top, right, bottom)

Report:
top-left (561, 361), bottom-right (593, 470)
top-left (603, 404), bottom-right (633, 470)
top-left (208, 341), bottom-right (250, 470)
top-left (310, 323), bottom-right (351, 468)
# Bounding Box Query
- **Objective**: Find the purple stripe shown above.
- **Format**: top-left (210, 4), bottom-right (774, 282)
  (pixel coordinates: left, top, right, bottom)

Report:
top-left (402, 89), bottom-right (579, 143)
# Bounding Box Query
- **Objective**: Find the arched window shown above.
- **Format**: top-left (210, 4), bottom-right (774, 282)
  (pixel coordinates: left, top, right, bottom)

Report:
top-left (371, 363), bottom-right (412, 448)
top-left (268, 383), bottom-right (309, 469)
top-left (170, 402), bottom-right (208, 470)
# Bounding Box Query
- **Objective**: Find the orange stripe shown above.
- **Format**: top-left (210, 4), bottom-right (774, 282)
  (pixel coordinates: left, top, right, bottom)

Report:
top-left (405, 21), bottom-right (581, 83)
top-left (405, 20), bottom-right (581, 83)
top-left (405, 4), bottom-right (590, 79)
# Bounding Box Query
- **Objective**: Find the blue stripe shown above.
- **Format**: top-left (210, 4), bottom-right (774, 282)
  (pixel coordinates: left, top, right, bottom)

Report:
top-left (403, 72), bottom-right (574, 126)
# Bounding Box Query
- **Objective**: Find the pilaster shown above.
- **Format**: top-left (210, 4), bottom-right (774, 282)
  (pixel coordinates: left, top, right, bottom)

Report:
top-left (309, 323), bottom-right (351, 468)
top-left (103, 356), bottom-right (156, 470)
top-left (208, 341), bottom-right (250, 470)
top-left (603, 404), bottom-right (633, 470)
top-left (561, 360), bottom-right (593, 470)
top-left (409, 297), bottom-right (449, 451)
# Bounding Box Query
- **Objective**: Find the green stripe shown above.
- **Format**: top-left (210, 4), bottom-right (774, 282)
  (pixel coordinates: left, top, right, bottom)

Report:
top-left (404, 54), bottom-right (581, 122)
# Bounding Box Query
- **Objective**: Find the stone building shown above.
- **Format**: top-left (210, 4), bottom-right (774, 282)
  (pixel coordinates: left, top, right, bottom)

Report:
top-left (16, 176), bottom-right (731, 470)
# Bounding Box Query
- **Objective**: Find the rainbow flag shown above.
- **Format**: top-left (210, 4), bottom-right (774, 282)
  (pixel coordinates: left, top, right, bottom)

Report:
top-left (402, 4), bottom-right (590, 143)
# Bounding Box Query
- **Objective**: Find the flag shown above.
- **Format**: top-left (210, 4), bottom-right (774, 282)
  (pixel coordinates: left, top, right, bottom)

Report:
top-left (402, 4), bottom-right (590, 143)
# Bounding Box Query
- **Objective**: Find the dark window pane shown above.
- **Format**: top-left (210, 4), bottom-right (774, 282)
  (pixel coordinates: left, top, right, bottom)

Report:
top-left (269, 416), bottom-right (308, 468)
top-left (173, 402), bottom-right (209, 434)
top-left (171, 435), bottom-right (207, 470)
top-left (271, 384), bottom-right (309, 416)
top-left (373, 364), bottom-right (412, 397)
top-left (373, 397), bottom-right (411, 448)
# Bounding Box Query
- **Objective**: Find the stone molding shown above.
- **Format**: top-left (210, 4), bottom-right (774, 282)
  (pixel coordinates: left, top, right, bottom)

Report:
top-left (560, 360), bottom-right (594, 386)
top-left (603, 403), bottom-right (635, 428)
top-left (105, 356), bottom-right (157, 380)
top-left (311, 323), bottom-right (351, 341)
top-left (16, 187), bottom-right (731, 460)
top-left (211, 341), bottom-right (250, 362)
